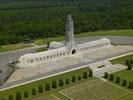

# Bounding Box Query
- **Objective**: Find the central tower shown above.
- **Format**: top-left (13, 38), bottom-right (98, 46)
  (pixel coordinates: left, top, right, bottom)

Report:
top-left (65, 14), bottom-right (76, 50)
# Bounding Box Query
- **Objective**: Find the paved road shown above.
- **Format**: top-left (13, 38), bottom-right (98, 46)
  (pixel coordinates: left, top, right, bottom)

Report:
top-left (76, 36), bottom-right (133, 45)
top-left (0, 36), bottom-right (133, 89)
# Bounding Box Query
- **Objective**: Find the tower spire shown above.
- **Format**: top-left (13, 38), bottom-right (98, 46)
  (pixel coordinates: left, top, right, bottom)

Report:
top-left (65, 14), bottom-right (75, 49)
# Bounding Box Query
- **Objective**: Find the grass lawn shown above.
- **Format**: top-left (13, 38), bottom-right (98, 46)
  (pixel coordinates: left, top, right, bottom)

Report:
top-left (114, 70), bottom-right (133, 82)
top-left (25, 79), bottom-right (133, 100)
top-left (0, 43), bottom-right (33, 53)
top-left (111, 54), bottom-right (133, 65)
top-left (0, 67), bottom-right (90, 100)
top-left (1, 29), bottom-right (133, 53)
top-left (35, 47), bottom-right (48, 52)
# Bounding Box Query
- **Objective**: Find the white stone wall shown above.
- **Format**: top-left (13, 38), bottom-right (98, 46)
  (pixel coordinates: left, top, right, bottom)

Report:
top-left (17, 38), bottom-right (112, 68)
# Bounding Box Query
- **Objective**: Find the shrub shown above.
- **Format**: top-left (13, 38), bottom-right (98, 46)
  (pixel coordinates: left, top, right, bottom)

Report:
top-left (8, 95), bottom-right (13, 100)
top-left (128, 81), bottom-right (133, 89)
top-left (78, 76), bottom-right (81, 80)
top-left (32, 88), bottom-right (36, 95)
top-left (122, 79), bottom-right (127, 86)
top-left (59, 79), bottom-right (64, 87)
top-left (65, 79), bottom-right (69, 84)
top-left (89, 70), bottom-right (93, 77)
top-left (72, 76), bottom-right (76, 82)
top-left (125, 59), bottom-right (130, 65)
top-left (116, 77), bottom-right (121, 84)
top-left (104, 72), bottom-right (108, 79)
top-left (127, 64), bottom-right (132, 70)
top-left (16, 92), bottom-right (22, 100)
top-left (1, 98), bottom-right (5, 100)
top-left (109, 74), bottom-right (114, 81)
top-left (24, 91), bottom-right (29, 98)
top-left (83, 72), bottom-right (88, 79)
top-left (45, 83), bottom-right (50, 91)
top-left (39, 85), bottom-right (43, 93)
top-left (130, 59), bottom-right (133, 64)
top-left (52, 81), bottom-right (57, 88)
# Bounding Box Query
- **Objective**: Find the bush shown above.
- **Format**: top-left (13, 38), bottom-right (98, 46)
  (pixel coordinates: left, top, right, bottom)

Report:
top-left (39, 85), bottom-right (43, 93)
top-left (59, 79), bottom-right (64, 87)
top-left (89, 70), bottom-right (93, 77)
top-left (104, 72), bottom-right (108, 79)
top-left (8, 95), bottom-right (13, 100)
top-left (83, 72), bottom-right (88, 79)
top-left (78, 76), bottom-right (81, 80)
top-left (116, 77), bottom-right (121, 84)
top-left (16, 92), bottom-right (22, 100)
top-left (32, 88), bottom-right (36, 95)
top-left (52, 81), bottom-right (57, 88)
top-left (127, 64), bottom-right (132, 70)
top-left (1, 98), bottom-right (5, 100)
top-left (72, 76), bottom-right (76, 82)
top-left (130, 59), bottom-right (133, 64)
top-left (125, 59), bottom-right (130, 65)
top-left (122, 79), bottom-right (127, 86)
top-left (109, 74), bottom-right (114, 81)
top-left (45, 83), bottom-right (50, 91)
top-left (24, 91), bottom-right (29, 98)
top-left (128, 81), bottom-right (133, 89)
top-left (65, 79), bottom-right (69, 84)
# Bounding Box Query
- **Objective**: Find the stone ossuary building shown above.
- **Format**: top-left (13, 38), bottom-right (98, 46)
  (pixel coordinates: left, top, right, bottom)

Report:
top-left (17, 15), bottom-right (112, 68)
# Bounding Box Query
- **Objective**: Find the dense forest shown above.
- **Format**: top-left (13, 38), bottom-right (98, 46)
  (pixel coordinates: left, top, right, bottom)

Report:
top-left (0, 0), bottom-right (133, 45)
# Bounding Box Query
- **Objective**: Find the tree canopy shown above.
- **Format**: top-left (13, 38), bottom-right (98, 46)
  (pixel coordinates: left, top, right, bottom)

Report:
top-left (0, 0), bottom-right (133, 45)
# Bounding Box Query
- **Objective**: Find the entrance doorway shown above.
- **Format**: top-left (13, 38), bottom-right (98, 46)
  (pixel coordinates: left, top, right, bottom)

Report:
top-left (72, 49), bottom-right (76, 54)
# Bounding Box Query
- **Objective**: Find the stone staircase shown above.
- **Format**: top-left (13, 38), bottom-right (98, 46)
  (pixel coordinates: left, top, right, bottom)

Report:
top-left (89, 61), bottom-right (127, 78)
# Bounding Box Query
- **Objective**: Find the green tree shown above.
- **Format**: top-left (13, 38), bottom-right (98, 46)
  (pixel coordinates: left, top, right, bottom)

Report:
top-left (83, 72), bottom-right (88, 79)
top-left (72, 76), bottom-right (76, 82)
top-left (78, 76), bottom-right (81, 80)
top-left (45, 83), bottom-right (50, 91)
top-left (125, 59), bottom-right (130, 65)
top-left (122, 79), bottom-right (127, 86)
top-left (8, 95), bottom-right (13, 100)
top-left (52, 80), bottom-right (57, 88)
top-left (65, 79), bottom-right (69, 84)
top-left (59, 79), bottom-right (64, 87)
top-left (127, 64), bottom-right (132, 70)
top-left (24, 91), bottom-right (29, 98)
top-left (32, 88), bottom-right (36, 95)
top-left (104, 72), bottom-right (108, 79)
top-left (39, 85), bottom-right (43, 93)
top-left (130, 59), bottom-right (133, 64)
top-left (116, 77), bottom-right (121, 84)
top-left (128, 81), bottom-right (133, 89)
top-left (109, 74), bottom-right (114, 81)
top-left (16, 92), bottom-right (21, 100)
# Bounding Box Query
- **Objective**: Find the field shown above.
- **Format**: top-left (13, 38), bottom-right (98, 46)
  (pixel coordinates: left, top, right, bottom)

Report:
top-left (1, 77), bottom-right (133, 100)
top-left (114, 70), bottom-right (133, 82)
top-left (29, 79), bottom-right (133, 100)
top-left (111, 54), bottom-right (133, 65)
